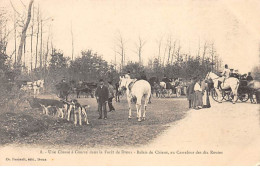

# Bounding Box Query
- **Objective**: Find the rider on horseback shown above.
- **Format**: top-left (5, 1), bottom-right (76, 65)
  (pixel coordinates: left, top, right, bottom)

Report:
top-left (125, 71), bottom-right (131, 79)
top-left (218, 64), bottom-right (230, 89)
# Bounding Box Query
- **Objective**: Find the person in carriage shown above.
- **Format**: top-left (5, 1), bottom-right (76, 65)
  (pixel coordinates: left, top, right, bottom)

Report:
top-left (233, 70), bottom-right (240, 79)
top-left (229, 69), bottom-right (235, 77)
top-left (217, 64), bottom-right (230, 89)
top-left (246, 72), bottom-right (253, 82)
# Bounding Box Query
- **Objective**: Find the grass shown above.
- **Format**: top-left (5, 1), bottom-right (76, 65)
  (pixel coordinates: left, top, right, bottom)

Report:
top-left (0, 95), bottom-right (188, 148)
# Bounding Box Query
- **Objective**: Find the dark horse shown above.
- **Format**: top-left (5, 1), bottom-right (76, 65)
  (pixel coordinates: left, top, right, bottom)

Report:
top-left (75, 82), bottom-right (96, 98)
top-left (55, 81), bottom-right (71, 100)
top-left (148, 77), bottom-right (160, 103)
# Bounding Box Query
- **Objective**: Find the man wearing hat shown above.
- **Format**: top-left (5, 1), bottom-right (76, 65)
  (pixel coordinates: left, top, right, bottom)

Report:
top-left (95, 79), bottom-right (109, 119)
top-left (246, 72), bottom-right (253, 81)
top-left (125, 71), bottom-right (131, 79)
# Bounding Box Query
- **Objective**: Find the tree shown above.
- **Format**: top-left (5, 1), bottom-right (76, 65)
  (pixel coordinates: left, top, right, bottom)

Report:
top-left (156, 35), bottom-right (163, 65)
top-left (252, 65), bottom-right (260, 81)
top-left (134, 36), bottom-right (146, 65)
top-left (202, 41), bottom-right (208, 63)
top-left (17, 0), bottom-right (34, 68)
top-left (69, 50), bottom-right (110, 82)
top-left (122, 62), bottom-right (145, 79)
top-left (115, 32), bottom-right (126, 71)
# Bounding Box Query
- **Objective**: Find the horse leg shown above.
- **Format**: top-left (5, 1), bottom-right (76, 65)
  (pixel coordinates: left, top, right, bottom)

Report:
top-left (67, 105), bottom-right (72, 121)
top-left (214, 82), bottom-right (222, 103)
top-left (127, 96), bottom-right (132, 119)
top-left (136, 103), bottom-right (142, 122)
top-left (215, 89), bottom-right (222, 103)
top-left (79, 107), bottom-right (82, 126)
top-left (143, 93), bottom-right (150, 121)
top-left (63, 104), bottom-right (68, 118)
top-left (136, 96), bottom-right (142, 122)
top-left (231, 83), bottom-right (239, 104)
top-left (82, 107), bottom-right (89, 125)
top-left (74, 108), bottom-right (78, 126)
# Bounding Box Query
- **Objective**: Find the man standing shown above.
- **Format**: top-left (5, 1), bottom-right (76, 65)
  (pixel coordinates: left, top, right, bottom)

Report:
top-left (95, 79), bottom-right (109, 119)
top-left (246, 72), bottom-right (253, 81)
top-left (186, 78), bottom-right (195, 108)
top-left (108, 81), bottom-right (115, 112)
top-left (59, 78), bottom-right (70, 100)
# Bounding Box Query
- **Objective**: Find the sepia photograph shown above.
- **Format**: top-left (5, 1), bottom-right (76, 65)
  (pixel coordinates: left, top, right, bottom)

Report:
top-left (0, 0), bottom-right (259, 166)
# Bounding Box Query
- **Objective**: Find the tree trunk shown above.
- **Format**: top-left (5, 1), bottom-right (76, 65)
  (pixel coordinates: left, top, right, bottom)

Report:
top-left (13, 11), bottom-right (17, 65)
top-left (35, 5), bottom-right (39, 69)
top-left (30, 4), bottom-right (34, 72)
top-left (17, 0), bottom-right (34, 68)
top-left (40, 18), bottom-right (43, 69)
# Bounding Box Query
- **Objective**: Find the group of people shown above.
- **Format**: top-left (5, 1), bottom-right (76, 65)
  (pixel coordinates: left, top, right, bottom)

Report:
top-left (218, 64), bottom-right (254, 89)
top-left (186, 77), bottom-right (211, 110)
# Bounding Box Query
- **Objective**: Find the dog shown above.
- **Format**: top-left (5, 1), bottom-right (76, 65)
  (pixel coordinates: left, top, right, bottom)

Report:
top-left (67, 99), bottom-right (90, 126)
top-left (39, 104), bottom-right (59, 116)
top-left (28, 98), bottom-right (69, 118)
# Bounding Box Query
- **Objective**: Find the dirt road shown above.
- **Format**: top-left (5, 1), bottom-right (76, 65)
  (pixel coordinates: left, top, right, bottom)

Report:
top-left (143, 99), bottom-right (260, 165)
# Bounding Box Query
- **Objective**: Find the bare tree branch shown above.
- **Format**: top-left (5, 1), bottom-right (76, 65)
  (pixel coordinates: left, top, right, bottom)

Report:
top-left (17, 0), bottom-right (34, 67)
top-left (10, 0), bottom-right (21, 16)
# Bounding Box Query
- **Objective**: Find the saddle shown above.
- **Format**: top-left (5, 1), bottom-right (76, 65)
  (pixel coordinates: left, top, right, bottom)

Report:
top-left (128, 79), bottom-right (137, 91)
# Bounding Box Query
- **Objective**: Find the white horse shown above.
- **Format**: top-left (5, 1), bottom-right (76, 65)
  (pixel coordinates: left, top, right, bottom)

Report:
top-left (119, 76), bottom-right (151, 122)
top-left (36, 79), bottom-right (44, 93)
top-left (205, 72), bottom-right (240, 103)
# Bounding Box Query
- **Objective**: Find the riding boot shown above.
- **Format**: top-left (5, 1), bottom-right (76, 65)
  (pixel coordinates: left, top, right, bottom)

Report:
top-left (217, 81), bottom-right (222, 89)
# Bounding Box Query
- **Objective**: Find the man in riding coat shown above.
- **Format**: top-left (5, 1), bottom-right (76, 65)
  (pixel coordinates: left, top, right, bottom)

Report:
top-left (218, 64), bottom-right (230, 89)
top-left (125, 71), bottom-right (131, 79)
top-left (95, 79), bottom-right (109, 120)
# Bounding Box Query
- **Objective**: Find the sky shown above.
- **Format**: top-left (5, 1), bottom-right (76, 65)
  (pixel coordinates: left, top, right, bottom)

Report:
top-left (2, 0), bottom-right (260, 74)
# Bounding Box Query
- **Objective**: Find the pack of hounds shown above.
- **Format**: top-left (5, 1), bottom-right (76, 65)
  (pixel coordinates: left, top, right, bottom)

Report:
top-left (32, 98), bottom-right (90, 126)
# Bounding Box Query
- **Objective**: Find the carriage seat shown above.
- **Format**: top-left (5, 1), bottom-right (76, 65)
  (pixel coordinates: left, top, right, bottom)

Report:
top-left (240, 80), bottom-right (248, 87)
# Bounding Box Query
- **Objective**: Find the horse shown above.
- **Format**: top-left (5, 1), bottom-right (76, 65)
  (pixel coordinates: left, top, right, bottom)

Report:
top-left (205, 72), bottom-right (240, 103)
top-left (247, 80), bottom-right (260, 104)
top-left (118, 76), bottom-right (151, 122)
top-left (36, 79), bottom-right (44, 94)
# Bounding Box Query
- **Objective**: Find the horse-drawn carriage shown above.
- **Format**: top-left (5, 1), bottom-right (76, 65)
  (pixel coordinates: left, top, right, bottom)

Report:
top-left (210, 78), bottom-right (257, 103)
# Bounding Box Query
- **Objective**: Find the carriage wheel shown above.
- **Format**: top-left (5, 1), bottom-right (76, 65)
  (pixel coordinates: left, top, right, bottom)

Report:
top-left (238, 93), bottom-right (249, 102)
top-left (211, 89), bottom-right (220, 102)
top-left (249, 93), bottom-right (257, 104)
top-left (222, 91), bottom-right (231, 101)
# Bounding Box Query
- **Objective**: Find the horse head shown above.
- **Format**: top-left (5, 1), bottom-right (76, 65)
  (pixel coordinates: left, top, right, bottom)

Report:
top-left (205, 72), bottom-right (219, 80)
top-left (119, 76), bottom-right (128, 92)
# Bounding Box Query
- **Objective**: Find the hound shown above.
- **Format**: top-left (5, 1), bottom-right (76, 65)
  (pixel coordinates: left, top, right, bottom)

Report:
top-left (67, 99), bottom-right (90, 126)
top-left (29, 98), bottom-right (69, 118)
